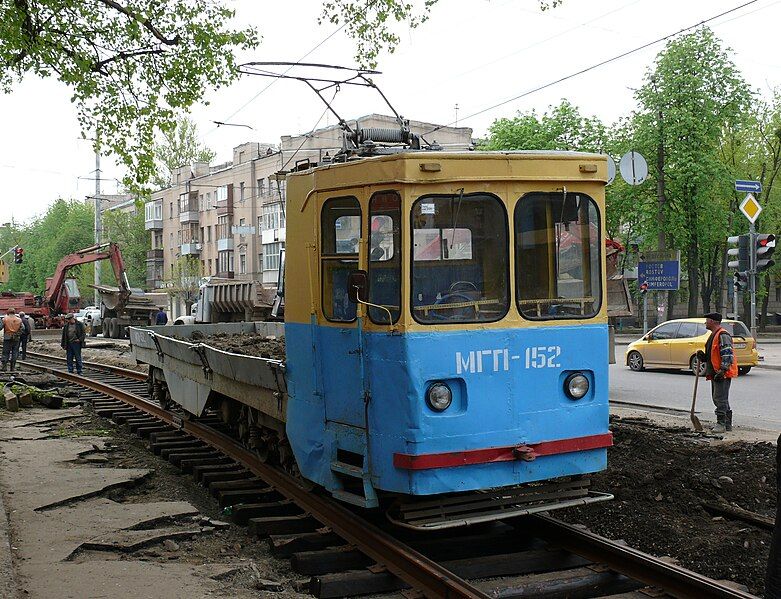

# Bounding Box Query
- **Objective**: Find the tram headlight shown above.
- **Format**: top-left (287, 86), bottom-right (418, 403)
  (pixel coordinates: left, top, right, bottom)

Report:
top-left (564, 373), bottom-right (589, 400)
top-left (426, 382), bottom-right (452, 411)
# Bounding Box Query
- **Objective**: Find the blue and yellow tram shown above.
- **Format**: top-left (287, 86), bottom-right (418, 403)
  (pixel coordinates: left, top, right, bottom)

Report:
top-left (283, 151), bottom-right (613, 527)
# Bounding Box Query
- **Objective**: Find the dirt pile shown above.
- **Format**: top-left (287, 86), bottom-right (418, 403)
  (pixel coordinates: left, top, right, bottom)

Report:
top-left (188, 331), bottom-right (285, 360)
top-left (562, 417), bottom-right (777, 595)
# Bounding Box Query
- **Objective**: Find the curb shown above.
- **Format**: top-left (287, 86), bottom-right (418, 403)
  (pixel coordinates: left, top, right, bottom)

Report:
top-left (756, 364), bottom-right (781, 371)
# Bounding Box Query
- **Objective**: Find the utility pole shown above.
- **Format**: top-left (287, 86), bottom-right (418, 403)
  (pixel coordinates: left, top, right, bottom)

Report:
top-left (454, 103), bottom-right (459, 127)
top-left (94, 147), bottom-right (102, 305)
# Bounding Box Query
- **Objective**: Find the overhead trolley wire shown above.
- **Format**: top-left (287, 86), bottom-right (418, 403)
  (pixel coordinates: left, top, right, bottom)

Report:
top-left (422, 0), bottom-right (761, 136)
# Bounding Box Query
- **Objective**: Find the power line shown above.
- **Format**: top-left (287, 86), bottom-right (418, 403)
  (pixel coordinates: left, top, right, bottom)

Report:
top-left (204, 23), bottom-right (347, 138)
top-left (423, 0), bottom-right (761, 136)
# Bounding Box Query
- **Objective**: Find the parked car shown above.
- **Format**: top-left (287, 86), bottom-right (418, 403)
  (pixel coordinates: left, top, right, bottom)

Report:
top-left (74, 306), bottom-right (96, 322)
top-left (84, 309), bottom-right (102, 336)
top-left (626, 318), bottom-right (758, 376)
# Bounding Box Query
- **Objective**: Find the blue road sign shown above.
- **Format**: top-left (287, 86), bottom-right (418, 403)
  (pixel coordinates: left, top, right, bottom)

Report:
top-left (735, 180), bottom-right (762, 193)
top-left (638, 258), bottom-right (680, 291)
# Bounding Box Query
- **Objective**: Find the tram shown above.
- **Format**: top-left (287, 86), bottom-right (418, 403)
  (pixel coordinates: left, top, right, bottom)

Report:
top-left (282, 148), bottom-right (613, 527)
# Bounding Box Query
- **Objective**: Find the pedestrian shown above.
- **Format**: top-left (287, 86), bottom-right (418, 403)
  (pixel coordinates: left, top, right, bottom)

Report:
top-left (18, 311), bottom-right (31, 360)
top-left (1, 308), bottom-right (23, 372)
top-left (155, 307), bottom-right (168, 326)
top-left (60, 313), bottom-right (86, 375)
top-left (699, 312), bottom-right (738, 432)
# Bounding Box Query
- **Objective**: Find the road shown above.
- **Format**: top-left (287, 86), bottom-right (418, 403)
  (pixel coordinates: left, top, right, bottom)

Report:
top-left (611, 345), bottom-right (781, 432)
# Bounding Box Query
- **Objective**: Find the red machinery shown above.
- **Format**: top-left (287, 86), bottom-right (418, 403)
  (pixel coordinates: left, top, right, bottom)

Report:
top-left (44, 242), bottom-right (130, 316)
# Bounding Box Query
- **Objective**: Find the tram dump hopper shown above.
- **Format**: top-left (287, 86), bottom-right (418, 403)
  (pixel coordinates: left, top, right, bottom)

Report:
top-left (130, 322), bottom-right (286, 421)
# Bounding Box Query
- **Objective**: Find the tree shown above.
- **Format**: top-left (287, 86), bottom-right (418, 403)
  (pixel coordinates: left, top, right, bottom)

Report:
top-left (101, 201), bottom-right (149, 288)
top-left (6, 200), bottom-right (96, 298)
top-left (482, 99), bottom-right (608, 152)
top-left (320, 0), bottom-right (562, 67)
top-left (1, 1), bottom-right (256, 186)
top-left (166, 255), bottom-right (202, 314)
top-left (152, 116), bottom-right (216, 189)
top-left (634, 27), bottom-right (750, 317)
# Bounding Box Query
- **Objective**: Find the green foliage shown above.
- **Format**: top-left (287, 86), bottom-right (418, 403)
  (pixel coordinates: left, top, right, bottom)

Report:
top-left (151, 116), bottom-right (216, 190)
top-left (321, 0), bottom-right (561, 67)
top-left (0, 1), bottom-right (257, 187)
top-left (5, 200), bottom-right (95, 296)
top-left (165, 255), bottom-right (202, 311)
top-left (101, 201), bottom-right (149, 288)
top-left (634, 27), bottom-right (751, 315)
top-left (482, 99), bottom-right (608, 152)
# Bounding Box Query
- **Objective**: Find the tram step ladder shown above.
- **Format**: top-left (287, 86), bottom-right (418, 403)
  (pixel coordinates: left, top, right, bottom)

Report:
top-left (329, 459), bottom-right (379, 508)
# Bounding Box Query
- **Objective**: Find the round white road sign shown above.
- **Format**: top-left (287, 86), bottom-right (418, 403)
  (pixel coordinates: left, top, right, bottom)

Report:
top-left (619, 150), bottom-right (648, 185)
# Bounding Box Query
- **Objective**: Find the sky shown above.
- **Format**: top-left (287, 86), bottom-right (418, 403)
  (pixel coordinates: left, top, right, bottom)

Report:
top-left (2, 0), bottom-right (781, 224)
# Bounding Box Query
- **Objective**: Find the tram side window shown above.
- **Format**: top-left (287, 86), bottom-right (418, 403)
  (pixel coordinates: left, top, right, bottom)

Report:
top-left (321, 197), bottom-right (361, 322)
top-left (368, 191), bottom-right (401, 324)
top-left (515, 192), bottom-right (601, 320)
top-left (411, 193), bottom-right (509, 324)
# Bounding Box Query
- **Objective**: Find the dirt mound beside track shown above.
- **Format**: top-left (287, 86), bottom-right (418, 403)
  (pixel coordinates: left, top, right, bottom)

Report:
top-left (562, 417), bottom-right (777, 595)
top-left (187, 331), bottom-right (286, 360)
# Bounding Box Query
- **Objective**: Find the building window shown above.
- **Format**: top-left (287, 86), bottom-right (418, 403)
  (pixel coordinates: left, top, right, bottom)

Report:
top-left (262, 202), bottom-right (286, 231)
top-left (177, 230), bottom-right (182, 245)
top-left (199, 194), bottom-right (204, 211)
top-left (239, 217), bottom-right (246, 240)
top-left (216, 186), bottom-right (228, 202)
top-left (169, 232), bottom-right (173, 246)
top-left (169, 202), bottom-right (173, 218)
top-left (145, 200), bottom-right (162, 221)
top-left (239, 253), bottom-right (247, 275)
top-left (240, 182), bottom-right (245, 201)
top-left (257, 178), bottom-right (265, 196)
top-left (263, 242), bottom-right (283, 271)
top-left (206, 226), bottom-right (212, 242)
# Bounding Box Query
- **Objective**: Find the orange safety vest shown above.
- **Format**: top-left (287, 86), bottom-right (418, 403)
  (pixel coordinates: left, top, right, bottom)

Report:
top-left (709, 327), bottom-right (738, 379)
top-left (2, 315), bottom-right (21, 338)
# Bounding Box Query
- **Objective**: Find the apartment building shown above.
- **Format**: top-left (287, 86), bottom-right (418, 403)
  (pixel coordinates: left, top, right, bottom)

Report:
top-left (144, 114), bottom-right (473, 297)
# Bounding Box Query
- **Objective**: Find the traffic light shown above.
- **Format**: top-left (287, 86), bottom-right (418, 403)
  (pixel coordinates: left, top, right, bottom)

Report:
top-left (756, 234), bottom-right (776, 273)
top-left (734, 271), bottom-right (749, 292)
top-left (13, 247), bottom-right (23, 264)
top-left (727, 234), bottom-right (750, 272)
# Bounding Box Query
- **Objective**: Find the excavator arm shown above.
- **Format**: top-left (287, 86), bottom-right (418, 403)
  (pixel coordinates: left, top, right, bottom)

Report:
top-left (45, 242), bottom-right (131, 314)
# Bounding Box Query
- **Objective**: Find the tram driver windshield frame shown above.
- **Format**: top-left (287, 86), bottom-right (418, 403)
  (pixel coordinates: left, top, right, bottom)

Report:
top-left (515, 191), bottom-right (602, 320)
top-left (411, 192), bottom-right (510, 324)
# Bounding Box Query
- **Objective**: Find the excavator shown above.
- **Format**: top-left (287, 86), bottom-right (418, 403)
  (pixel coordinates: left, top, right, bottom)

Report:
top-left (44, 242), bottom-right (158, 337)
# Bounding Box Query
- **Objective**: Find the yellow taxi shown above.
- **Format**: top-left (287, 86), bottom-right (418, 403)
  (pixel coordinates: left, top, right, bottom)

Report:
top-left (626, 318), bottom-right (758, 375)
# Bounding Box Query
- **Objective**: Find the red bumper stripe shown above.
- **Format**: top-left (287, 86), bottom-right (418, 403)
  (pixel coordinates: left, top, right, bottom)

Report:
top-left (393, 432), bottom-right (613, 471)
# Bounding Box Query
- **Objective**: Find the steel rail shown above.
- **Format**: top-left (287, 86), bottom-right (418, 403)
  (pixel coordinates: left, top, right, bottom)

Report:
top-left (22, 351), bottom-right (147, 381)
top-left (526, 514), bottom-right (758, 599)
top-left (21, 359), bottom-right (489, 599)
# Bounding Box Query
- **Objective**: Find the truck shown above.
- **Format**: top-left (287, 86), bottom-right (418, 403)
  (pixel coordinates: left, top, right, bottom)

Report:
top-left (44, 242), bottom-right (161, 338)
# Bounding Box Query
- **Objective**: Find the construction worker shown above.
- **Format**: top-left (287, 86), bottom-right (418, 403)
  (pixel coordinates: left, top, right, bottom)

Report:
top-left (1, 308), bottom-right (23, 372)
top-left (18, 311), bottom-right (31, 360)
top-left (60, 313), bottom-right (86, 375)
top-left (701, 312), bottom-right (738, 432)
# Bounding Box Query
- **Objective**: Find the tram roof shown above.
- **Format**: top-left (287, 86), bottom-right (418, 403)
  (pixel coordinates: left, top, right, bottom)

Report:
top-left (287, 150), bottom-right (609, 189)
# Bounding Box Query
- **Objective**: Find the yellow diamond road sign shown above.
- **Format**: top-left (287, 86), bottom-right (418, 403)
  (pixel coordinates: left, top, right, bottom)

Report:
top-left (739, 193), bottom-right (762, 224)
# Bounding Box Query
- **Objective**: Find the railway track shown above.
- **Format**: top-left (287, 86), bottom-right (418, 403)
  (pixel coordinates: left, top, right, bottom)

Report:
top-left (17, 352), bottom-right (760, 599)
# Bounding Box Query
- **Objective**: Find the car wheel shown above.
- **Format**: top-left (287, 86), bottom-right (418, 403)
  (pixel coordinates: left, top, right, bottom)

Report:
top-left (628, 351), bottom-right (644, 371)
top-left (739, 366), bottom-right (751, 375)
top-left (690, 355), bottom-right (706, 376)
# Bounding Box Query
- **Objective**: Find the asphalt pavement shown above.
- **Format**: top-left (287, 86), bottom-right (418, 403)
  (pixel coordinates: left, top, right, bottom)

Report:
top-left (612, 339), bottom-right (781, 432)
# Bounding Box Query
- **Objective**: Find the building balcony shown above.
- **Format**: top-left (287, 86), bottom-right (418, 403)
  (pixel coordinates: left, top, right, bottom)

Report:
top-left (217, 194), bottom-right (233, 216)
top-left (217, 237), bottom-right (234, 252)
top-left (145, 218), bottom-right (163, 231)
top-left (180, 242), bottom-right (202, 255)
top-left (216, 270), bottom-right (235, 279)
top-left (146, 249), bottom-right (164, 261)
top-left (179, 210), bottom-right (199, 224)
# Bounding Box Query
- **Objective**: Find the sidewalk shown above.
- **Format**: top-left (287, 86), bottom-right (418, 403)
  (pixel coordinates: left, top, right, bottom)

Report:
top-left (615, 334), bottom-right (781, 370)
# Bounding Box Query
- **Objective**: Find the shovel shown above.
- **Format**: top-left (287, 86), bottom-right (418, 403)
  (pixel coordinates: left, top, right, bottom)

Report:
top-left (690, 357), bottom-right (704, 432)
